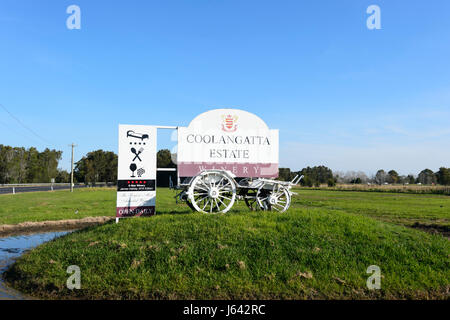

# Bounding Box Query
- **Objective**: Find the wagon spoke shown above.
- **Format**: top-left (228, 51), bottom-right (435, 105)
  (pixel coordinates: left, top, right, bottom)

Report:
top-left (196, 195), bottom-right (208, 203)
top-left (218, 182), bottom-right (231, 190)
top-left (202, 199), bottom-right (210, 211)
top-left (208, 175), bottom-right (214, 188)
top-left (219, 195), bottom-right (232, 201)
top-left (200, 178), bottom-right (209, 186)
top-left (195, 185), bottom-right (209, 192)
top-left (215, 199), bottom-right (221, 211)
top-left (217, 176), bottom-right (225, 187)
top-left (198, 181), bottom-right (210, 191)
top-left (217, 197), bottom-right (227, 208)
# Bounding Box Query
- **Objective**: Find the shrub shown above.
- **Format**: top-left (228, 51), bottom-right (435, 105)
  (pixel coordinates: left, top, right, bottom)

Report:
top-left (327, 178), bottom-right (336, 187)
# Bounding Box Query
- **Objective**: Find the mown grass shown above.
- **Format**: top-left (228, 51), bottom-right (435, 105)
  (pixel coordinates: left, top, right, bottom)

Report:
top-left (0, 188), bottom-right (116, 225)
top-left (293, 189), bottom-right (450, 230)
top-left (303, 184), bottom-right (450, 195)
top-left (3, 188), bottom-right (450, 299)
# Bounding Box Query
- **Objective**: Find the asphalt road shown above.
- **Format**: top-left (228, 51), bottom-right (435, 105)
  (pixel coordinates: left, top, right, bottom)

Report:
top-left (0, 185), bottom-right (89, 195)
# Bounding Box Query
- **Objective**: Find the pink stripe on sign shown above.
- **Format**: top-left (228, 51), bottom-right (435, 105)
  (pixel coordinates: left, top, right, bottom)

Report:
top-left (178, 162), bottom-right (278, 178)
top-left (116, 206), bottom-right (155, 217)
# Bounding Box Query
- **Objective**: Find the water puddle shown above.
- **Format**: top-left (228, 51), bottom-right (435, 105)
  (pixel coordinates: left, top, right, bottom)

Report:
top-left (0, 231), bottom-right (70, 300)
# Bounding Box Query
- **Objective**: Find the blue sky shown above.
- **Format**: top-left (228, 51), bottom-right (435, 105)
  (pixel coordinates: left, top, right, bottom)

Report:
top-left (0, 0), bottom-right (449, 176)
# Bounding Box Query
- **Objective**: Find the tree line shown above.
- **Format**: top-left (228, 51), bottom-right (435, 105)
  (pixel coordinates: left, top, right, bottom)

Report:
top-left (1, 144), bottom-right (449, 186)
top-left (279, 166), bottom-right (450, 186)
top-left (0, 145), bottom-right (64, 184)
top-left (73, 149), bottom-right (176, 184)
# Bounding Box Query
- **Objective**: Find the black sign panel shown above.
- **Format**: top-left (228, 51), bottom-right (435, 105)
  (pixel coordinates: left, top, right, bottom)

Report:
top-left (117, 179), bottom-right (156, 192)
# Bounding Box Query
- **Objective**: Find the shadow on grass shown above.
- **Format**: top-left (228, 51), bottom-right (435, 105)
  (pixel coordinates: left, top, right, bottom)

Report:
top-left (155, 209), bottom-right (194, 215)
top-left (410, 222), bottom-right (450, 239)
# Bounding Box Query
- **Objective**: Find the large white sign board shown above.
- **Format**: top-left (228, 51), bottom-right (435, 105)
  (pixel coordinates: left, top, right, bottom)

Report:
top-left (177, 109), bottom-right (279, 178)
top-left (116, 125), bottom-right (157, 217)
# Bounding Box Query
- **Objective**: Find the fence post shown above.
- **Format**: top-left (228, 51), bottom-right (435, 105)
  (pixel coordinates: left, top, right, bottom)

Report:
top-left (12, 187), bottom-right (15, 195)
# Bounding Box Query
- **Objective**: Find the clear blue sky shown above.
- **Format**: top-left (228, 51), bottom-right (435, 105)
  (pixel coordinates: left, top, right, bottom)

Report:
top-left (1, 0), bottom-right (449, 176)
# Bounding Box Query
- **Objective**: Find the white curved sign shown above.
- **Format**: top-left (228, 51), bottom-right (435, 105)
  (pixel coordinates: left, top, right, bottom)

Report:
top-left (177, 109), bottom-right (279, 178)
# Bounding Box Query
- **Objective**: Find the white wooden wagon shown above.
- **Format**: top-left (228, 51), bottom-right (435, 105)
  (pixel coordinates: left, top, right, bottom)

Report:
top-left (176, 170), bottom-right (302, 213)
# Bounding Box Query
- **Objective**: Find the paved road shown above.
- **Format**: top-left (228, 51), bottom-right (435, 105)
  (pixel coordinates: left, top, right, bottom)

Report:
top-left (0, 185), bottom-right (89, 195)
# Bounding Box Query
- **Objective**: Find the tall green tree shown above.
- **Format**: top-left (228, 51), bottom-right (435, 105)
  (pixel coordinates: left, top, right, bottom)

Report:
top-left (417, 169), bottom-right (437, 185)
top-left (387, 170), bottom-right (400, 184)
top-left (278, 168), bottom-right (293, 181)
top-left (406, 174), bottom-right (415, 184)
top-left (55, 169), bottom-right (70, 183)
top-left (436, 167), bottom-right (450, 185)
top-left (38, 148), bottom-right (62, 182)
top-left (375, 169), bottom-right (387, 184)
top-left (296, 166), bottom-right (333, 186)
top-left (74, 150), bottom-right (118, 184)
top-left (0, 145), bottom-right (62, 183)
top-left (157, 149), bottom-right (176, 168)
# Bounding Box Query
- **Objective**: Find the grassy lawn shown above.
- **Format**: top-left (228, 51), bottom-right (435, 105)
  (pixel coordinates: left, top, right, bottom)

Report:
top-left (293, 189), bottom-right (450, 229)
top-left (3, 188), bottom-right (449, 299)
top-left (0, 188), bottom-right (116, 225)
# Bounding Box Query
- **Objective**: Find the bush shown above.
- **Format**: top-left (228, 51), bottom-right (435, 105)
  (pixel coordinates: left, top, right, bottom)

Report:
top-left (327, 178), bottom-right (336, 187)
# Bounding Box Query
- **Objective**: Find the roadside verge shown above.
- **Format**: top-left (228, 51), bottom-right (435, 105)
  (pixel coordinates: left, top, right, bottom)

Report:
top-left (0, 216), bottom-right (114, 237)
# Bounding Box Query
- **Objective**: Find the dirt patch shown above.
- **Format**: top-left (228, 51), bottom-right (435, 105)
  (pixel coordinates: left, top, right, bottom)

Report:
top-left (410, 222), bottom-right (450, 239)
top-left (0, 217), bottom-right (114, 237)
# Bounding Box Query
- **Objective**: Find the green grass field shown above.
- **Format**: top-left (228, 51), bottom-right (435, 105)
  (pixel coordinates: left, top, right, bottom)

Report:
top-left (0, 188), bottom-right (116, 225)
top-left (293, 189), bottom-right (450, 230)
top-left (2, 188), bottom-right (450, 299)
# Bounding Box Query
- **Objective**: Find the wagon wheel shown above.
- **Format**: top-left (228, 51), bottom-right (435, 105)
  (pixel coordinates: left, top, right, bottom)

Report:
top-left (188, 171), bottom-right (236, 213)
top-left (242, 189), bottom-right (261, 211)
top-left (257, 185), bottom-right (291, 212)
top-left (186, 199), bottom-right (196, 211)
